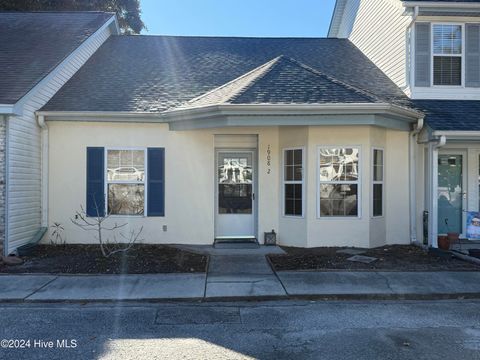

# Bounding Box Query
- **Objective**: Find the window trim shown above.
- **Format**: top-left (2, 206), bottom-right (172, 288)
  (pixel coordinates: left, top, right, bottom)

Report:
top-left (317, 145), bottom-right (362, 219)
top-left (282, 147), bottom-right (305, 218)
top-left (431, 22), bottom-right (465, 88)
top-left (104, 147), bottom-right (148, 217)
top-left (372, 147), bottom-right (385, 218)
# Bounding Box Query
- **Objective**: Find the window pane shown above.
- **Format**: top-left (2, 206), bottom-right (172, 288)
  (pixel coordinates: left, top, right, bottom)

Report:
top-left (293, 149), bottom-right (302, 165)
top-left (218, 184), bottom-right (252, 214)
top-left (434, 56), bottom-right (461, 86)
top-left (319, 148), bottom-right (359, 182)
top-left (320, 184), bottom-right (358, 216)
top-left (285, 150), bottom-right (294, 166)
top-left (373, 184), bottom-right (383, 217)
top-left (285, 165), bottom-right (294, 181)
top-left (285, 184), bottom-right (302, 216)
top-left (108, 184), bottom-right (144, 215)
top-left (433, 25), bottom-right (462, 54)
top-left (373, 149), bottom-right (384, 182)
top-left (285, 199), bottom-right (294, 216)
top-left (218, 157), bottom-right (252, 184)
top-left (107, 150), bottom-right (145, 181)
top-left (294, 165), bottom-right (302, 181)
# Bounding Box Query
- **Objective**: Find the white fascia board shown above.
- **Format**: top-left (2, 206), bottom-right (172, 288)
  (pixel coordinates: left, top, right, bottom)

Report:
top-left (403, 2), bottom-right (480, 9)
top-left (162, 103), bottom-right (423, 122)
top-left (327, 0), bottom-right (346, 38)
top-left (36, 110), bottom-right (168, 122)
top-left (432, 130), bottom-right (480, 139)
top-left (0, 104), bottom-right (15, 115)
top-left (38, 103), bottom-right (422, 126)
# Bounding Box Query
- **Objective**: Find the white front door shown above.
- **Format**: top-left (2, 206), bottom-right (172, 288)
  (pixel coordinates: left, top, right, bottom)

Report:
top-left (215, 150), bottom-right (255, 239)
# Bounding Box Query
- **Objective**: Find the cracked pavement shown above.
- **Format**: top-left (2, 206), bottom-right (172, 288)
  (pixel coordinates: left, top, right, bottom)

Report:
top-left (1, 299), bottom-right (479, 359)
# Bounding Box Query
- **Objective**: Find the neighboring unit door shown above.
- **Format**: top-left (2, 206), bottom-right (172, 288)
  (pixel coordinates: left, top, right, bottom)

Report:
top-left (215, 151), bottom-right (255, 238)
top-left (438, 153), bottom-right (466, 235)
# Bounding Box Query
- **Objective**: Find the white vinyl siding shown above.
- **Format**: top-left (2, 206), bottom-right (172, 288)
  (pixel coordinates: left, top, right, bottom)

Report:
top-left (5, 18), bottom-right (114, 254)
top-left (330, 0), bottom-right (361, 38)
top-left (348, 0), bottom-right (411, 89)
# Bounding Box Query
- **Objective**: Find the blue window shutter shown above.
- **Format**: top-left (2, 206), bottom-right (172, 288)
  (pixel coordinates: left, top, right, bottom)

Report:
top-left (86, 147), bottom-right (105, 217)
top-left (147, 148), bottom-right (165, 216)
top-left (466, 24), bottom-right (480, 88)
top-left (415, 23), bottom-right (431, 87)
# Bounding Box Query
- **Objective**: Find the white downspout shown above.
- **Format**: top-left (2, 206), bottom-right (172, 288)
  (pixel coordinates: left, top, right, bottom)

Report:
top-left (428, 135), bottom-right (446, 248)
top-left (409, 117), bottom-right (424, 245)
top-left (404, 6), bottom-right (419, 92)
top-left (37, 115), bottom-right (49, 229)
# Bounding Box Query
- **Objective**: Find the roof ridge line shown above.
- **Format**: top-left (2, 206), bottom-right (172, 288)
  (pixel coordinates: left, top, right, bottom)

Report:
top-left (279, 56), bottom-right (384, 103)
top-left (181, 56), bottom-right (282, 106)
top-left (227, 55), bottom-right (286, 102)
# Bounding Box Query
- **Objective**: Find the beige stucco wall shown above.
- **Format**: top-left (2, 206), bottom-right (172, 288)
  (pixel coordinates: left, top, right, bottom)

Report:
top-left (385, 130), bottom-right (410, 245)
top-left (46, 121), bottom-right (411, 248)
top-left (47, 122), bottom-right (279, 245)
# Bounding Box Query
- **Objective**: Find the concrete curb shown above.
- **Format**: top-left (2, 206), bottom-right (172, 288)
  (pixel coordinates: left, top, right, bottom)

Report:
top-left (0, 291), bottom-right (476, 304)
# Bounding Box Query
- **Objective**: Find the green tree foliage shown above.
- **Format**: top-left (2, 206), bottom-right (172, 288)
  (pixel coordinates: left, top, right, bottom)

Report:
top-left (0, 0), bottom-right (145, 34)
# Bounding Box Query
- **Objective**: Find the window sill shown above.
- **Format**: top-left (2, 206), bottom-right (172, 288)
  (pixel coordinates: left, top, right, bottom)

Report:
top-left (316, 216), bottom-right (362, 220)
top-left (108, 214), bottom-right (146, 219)
top-left (282, 214), bottom-right (305, 219)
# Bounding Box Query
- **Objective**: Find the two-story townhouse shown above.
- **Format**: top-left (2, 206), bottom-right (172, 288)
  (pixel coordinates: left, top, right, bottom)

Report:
top-left (330, 0), bottom-right (480, 248)
top-left (0, 12), bottom-right (119, 255)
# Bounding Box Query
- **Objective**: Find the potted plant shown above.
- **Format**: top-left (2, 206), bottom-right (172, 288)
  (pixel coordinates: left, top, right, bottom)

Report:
top-left (437, 234), bottom-right (449, 250)
top-left (442, 218), bottom-right (459, 250)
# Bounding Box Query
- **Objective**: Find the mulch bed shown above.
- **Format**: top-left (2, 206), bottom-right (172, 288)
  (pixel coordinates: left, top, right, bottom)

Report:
top-left (268, 245), bottom-right (480, 271)
top-left (0, 244), bottom-right (208, 274)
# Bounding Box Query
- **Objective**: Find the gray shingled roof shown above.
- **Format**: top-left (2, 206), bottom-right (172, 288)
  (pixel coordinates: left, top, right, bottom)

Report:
top-left (412, 100), bottom-right (480, 131)
top-left (178, 55), bottom-right (381, 109)
top-left (42, 35), bottom-right (410, 112)
top-left (0, 11), bottom-right (114, 104)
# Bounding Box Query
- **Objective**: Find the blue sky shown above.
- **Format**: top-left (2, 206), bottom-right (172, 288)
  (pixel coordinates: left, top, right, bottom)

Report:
top-left (140, 0), bottom-right (337, 37)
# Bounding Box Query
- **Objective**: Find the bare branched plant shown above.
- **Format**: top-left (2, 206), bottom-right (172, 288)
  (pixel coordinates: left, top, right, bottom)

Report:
top-left (70, 198), bottom-right (143, 258)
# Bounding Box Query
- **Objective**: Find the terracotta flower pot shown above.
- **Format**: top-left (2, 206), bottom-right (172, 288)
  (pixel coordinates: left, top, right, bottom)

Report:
top-left (447, 232), bottom-right (460, 245)
top-left (438, 235), bottom-right (450, 250)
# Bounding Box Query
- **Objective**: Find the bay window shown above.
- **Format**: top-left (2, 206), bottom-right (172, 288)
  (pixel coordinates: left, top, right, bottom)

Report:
top-left (318, 147), bottom-right (359, 217)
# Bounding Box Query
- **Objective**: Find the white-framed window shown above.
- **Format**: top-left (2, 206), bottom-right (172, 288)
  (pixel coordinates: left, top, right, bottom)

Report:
top-left (106, 148), bottom-right (147, 216)
top-left (372, 148), bottom-right (384, 218)
top-left (283, 148), bottom-right (304, 217)
top-left (318, 147), bottom-right (360, 218)
top-left (432, 23), bottom-right (463, 86)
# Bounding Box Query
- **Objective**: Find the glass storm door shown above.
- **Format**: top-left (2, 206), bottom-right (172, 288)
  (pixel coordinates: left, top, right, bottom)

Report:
top-left (215, 151), bottom-right (255, 238)
top-left (438, 154), bottom-right (465, 234)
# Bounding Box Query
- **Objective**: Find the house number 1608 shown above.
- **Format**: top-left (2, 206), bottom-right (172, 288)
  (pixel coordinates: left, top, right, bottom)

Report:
top-left (266, 145), bottom-right (271, 174)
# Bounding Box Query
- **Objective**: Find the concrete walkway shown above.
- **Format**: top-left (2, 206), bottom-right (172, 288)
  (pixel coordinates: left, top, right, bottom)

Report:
top-left (2, 265), bottom-right (480, 302)
top-left (205, 255), bottom-right (286, 299)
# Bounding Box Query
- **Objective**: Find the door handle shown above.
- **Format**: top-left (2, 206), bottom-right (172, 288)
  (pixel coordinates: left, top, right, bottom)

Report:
top-left (252, 193), bottom-right (255, 201)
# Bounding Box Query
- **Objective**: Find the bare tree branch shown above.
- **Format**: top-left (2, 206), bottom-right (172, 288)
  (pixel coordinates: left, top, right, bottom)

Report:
top-left (70, 197), bottom-right (143, 258)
